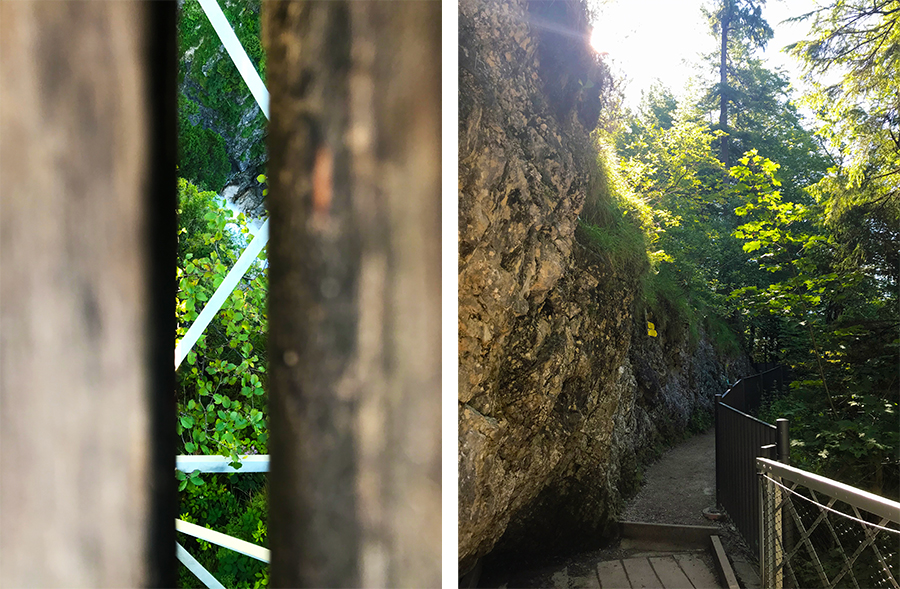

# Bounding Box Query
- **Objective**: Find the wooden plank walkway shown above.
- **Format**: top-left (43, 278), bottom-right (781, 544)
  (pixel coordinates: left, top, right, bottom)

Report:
top-left (596, 553), bottom-right (723, 589)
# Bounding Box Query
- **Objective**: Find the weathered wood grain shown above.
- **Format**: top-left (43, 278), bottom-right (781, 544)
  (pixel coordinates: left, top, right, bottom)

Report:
top-left (0, 2), bottom-right (176, 586)
top-left (265, 1), bottom-right (440, 587)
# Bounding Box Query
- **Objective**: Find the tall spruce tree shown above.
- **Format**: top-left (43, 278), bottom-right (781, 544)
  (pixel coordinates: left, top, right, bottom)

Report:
top-left (706, 0), bottom-right (773, 167)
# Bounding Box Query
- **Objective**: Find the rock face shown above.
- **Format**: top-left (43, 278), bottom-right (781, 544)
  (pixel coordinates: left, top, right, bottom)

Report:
top-left (178, 0), bottom-right (268, 218)
top-left (457, 0), bottom-right (751, 574)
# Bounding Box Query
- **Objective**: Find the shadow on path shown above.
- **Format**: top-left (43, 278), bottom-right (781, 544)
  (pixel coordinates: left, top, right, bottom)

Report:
top-left (622, 429), bottom-right (717, 526)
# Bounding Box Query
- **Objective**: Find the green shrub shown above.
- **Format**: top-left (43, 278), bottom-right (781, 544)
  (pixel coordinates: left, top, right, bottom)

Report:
top-left (176, 178), bottom-right (269, 587)
top-left (178, 117), bottom-right (232, 193)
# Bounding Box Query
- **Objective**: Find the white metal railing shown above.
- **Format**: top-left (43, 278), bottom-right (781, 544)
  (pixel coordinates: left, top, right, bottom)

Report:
top-left (176, 519), bottom-right (270, 562)
top-left (757, 457), bottom-right (900, 589)
top-left (176, 1), bottom-right (271, 586)
top-left (175, 455), bottom-right (271, 586)
top-left (177, 454), bottom-right (269, 474)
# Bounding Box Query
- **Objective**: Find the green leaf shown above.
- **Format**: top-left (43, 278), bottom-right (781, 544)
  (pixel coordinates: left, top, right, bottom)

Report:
top-left (743, 241), bottom-right (762, 252)
top-left (180, 416), bottom-right (194, 429)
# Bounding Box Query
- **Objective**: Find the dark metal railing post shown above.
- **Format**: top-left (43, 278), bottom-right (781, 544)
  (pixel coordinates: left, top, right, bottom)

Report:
top-left (776, 418), bottom-right (790, 465)
top-left (775, 418), bottom-right (793, 573)
top-left (715, 393), bottom-right (723, 507)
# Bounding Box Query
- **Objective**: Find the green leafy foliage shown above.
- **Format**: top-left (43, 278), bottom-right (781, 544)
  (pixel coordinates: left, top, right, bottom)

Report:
top-left (729, 152), bottom-right (898, 494)
top-left (787, 0), bottom-right (899, 218)
top-left (177, 0), bottom-right (268, 192)
top-left (176, 178), bottom-right (269, 586)
top-left (610, 93), bottom-right (749, 348)
top-left (177, 475), bottom-right (269, 588)
top-left (603, 18), bottom-right (897, 494)
top-left (576, 131), bottom-right (653, 276)
top-left (176, 179), bottom-right (268, 465)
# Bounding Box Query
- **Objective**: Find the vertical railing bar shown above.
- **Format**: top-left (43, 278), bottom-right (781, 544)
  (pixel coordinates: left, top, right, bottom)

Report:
top-left (177, 542), bottom-right (227, 589)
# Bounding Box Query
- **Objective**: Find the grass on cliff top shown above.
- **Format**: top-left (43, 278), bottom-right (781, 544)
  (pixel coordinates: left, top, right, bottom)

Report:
top-left (576, 132), bottom-right (652, 277)
top-left (577, 134), bottom-right (743, 355)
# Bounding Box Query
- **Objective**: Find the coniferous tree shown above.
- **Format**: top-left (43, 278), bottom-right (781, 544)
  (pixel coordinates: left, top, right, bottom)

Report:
top-left (705, 0), bottom-right (773, 167)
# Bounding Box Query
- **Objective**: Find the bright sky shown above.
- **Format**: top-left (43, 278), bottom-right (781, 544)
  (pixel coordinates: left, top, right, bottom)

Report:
top-left (588, 0), bottom-right (822, 109)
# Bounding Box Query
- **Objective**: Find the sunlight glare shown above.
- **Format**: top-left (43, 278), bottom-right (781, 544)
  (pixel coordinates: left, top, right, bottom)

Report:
top-left (589, 26), bottom-right (607, 55)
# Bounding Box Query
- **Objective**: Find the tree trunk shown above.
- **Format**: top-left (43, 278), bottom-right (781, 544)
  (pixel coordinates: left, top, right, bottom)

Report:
top-left (720, 3), bottom-right (731, 167)
top-left (0, 2), bottom-right (177, 586)
top-left (265, 2), bottom-right (441, 587)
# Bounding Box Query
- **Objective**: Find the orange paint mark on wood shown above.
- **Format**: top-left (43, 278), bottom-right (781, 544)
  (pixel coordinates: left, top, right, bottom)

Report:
top-left (312, 145), bottom-right (333, 216)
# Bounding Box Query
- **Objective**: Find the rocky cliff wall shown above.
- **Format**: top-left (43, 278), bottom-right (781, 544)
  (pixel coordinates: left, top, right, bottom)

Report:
top-left (458, 0), bottom-right (751, 574)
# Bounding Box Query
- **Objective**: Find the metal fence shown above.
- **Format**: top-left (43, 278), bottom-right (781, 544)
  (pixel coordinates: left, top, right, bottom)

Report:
top-left (716, 366), bottom-right (788, 558)
top-left (722, 366), bottom-right (784, 415)
top-left (716, 400), bottom-right (781, 557)
top-left (757, 457), bottom-right (900, 589)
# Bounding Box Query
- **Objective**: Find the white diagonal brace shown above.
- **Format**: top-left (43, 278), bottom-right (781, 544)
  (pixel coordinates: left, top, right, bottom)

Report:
top-left (177, 519), bottom-right (271, 563)
top-left (177, 542), bottom-right (227, 589)
top-left (196, 0), bottom-right (269, 119)
top-left (175, 219), bottom-right (268, 369)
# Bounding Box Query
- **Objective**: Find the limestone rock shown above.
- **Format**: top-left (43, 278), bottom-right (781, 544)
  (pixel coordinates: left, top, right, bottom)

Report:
top-left (458, 0), bottom-right (750, 574)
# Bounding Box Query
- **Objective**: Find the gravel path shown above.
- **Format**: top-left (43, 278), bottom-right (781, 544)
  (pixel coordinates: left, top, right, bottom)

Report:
top-left (477, 428), bottom-right (762, 588)
top-left (621, 428), bottom-right (761, 588)
top-left (622, 429), bottom-right (717, 526)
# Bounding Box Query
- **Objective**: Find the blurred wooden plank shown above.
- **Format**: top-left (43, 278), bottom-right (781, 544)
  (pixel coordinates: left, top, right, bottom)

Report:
top-left (265, 1), bottom-right (440, 587)
top-left (711, 535), bottom-right (740, 589)
top-left (0, 2), bottom-right (176, 586)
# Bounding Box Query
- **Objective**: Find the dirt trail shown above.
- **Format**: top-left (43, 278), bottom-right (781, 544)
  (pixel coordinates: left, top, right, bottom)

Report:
top-left (477, 428), bottom-right (762, 588)
top-left (622, 428), bottom-right (761, 588)
top-left (622, 429), bottom-right (717, 526)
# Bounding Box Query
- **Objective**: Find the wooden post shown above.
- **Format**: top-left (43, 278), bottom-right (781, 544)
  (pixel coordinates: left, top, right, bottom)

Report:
top-left (265, 2), bottom-right (441, 586)
top-left (0, 3), bottom-right (177, 586)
